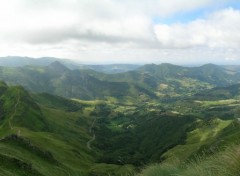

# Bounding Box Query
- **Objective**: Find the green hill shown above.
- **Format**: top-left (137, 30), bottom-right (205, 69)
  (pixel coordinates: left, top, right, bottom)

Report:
top-left (0, 82), bottom-right (138, 175)
top-left (0, 62), bottom-right (240, 102)
top-left (138, 83), bottom-right (240, 176)
top-left (0, 62), bottom-right (155, 102)
top-left (1, 62), bottom-right (240, 175)
top-left (0, 83), bottom-right (97, 175)
top-left (1, 81), bottom-right (240, 175)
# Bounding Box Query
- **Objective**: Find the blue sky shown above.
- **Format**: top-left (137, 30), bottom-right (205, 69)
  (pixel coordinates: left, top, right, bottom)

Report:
top-left (0, 0), bottom-right (240, 64)
top-left (154, 1), bottom-right (240, 24)
top-left (153, 9), bottom-right (207, 24)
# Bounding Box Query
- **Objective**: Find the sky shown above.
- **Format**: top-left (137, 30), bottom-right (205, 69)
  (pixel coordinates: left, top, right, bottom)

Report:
top-left (0, 0), bottom-right (240, 64)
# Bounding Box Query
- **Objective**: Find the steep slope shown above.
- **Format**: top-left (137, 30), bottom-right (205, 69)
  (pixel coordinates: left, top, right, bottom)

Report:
top-left (0, 83), bottom-right (90, 175)
top-left (0, 84), bottom-right (48, 133)
top-left (139, 143), bottom-right (240, 176)
top-left (0, 83), bottom-right (137, 176)
top-left (1, 81), bottom-right (240, 175)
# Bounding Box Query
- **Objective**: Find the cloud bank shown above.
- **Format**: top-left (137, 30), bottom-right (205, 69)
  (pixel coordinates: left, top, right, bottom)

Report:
top-left (0, 0), bottom-right (239, 64)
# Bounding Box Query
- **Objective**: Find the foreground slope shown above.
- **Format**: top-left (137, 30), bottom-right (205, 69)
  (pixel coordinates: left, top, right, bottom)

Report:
top-left (1, 79), bottom-right (240, 175)
top-left (0, 82), bottom-right (91, 175)
top-left (139, 142), bottom-right (240, 176)
top-left (139, 83), bottom-right (240, 176)
top-left (0, 82), bottom-right (137, 175)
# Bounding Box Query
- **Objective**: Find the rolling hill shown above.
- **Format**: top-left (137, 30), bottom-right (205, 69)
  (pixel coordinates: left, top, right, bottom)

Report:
top-left (1, 81), bottom-right (240, 175)
top-left (0, 82), bottom-right (139, 175)
top-left (0, 61), bottom-right (155, 101)
top-left (0, 60), bottom-right (240, 175)
top-left (0, 61), bottom-right (240, 102)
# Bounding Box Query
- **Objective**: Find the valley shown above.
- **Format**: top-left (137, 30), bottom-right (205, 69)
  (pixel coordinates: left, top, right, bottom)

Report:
top-left (0, 58), bottom-right (240, 175)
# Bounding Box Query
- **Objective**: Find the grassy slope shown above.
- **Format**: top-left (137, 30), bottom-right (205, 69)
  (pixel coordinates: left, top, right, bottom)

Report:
top-left (139, 118), bottom-right (240, 176)
top-left (0, 84), bottom-right (137, 175)
top-left (1, 81), bottom-right (240, 175)
top-left (0, 85), bottom-right (94, 175)
top-left (139, 92), bottom-right (240, 176)
top-left (139, 143), bottom-right (240, 176)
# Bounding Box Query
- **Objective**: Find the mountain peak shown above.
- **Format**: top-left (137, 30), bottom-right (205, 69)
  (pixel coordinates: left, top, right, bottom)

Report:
top-left (200, 63), bottom-right (220, 68)
top-left (48, 61), bottom-right (69, 72)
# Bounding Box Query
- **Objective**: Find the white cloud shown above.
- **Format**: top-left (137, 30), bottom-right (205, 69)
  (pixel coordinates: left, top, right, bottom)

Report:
top-left (0, 0), bottom-right (155, 44)
top-left (154, 8), bottom-right (240, 49)
top-left (0, 0), bottom-right (227, 45)
top-left (0, 0), bottom-right (239, 64)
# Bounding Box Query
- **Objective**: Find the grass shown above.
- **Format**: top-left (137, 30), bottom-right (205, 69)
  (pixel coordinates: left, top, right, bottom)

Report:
top-left (0, 86), bottom-right (98, 175)
top-left (139, 144), bottom-right (240, 176)
top-left (0, 86), bottom-right (140, 175)
top-left (162, 118), bottom-right (232, 162)
top-left (1, 83), bottom-right (240, 175)
top-left (0, 106), bottom-right (94, 175)
top-left (89, 163), bottom-right (136, 176)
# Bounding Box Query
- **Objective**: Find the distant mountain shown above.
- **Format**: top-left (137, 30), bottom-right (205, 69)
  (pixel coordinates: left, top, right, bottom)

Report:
top-left (0, 56), bottom-right (61, 67)
top-left (114, 63), bottom-right (237, 86)
top-left (94, 63), bottom-right (240, 98)
top-left (0, 62), bottom-right (155, 101)
top-left (186, 64), bottom-right (236, 86)
top-left (0, 61), bottom-right (240, 101)
top-left (0, 56), bottom-right (140, 73)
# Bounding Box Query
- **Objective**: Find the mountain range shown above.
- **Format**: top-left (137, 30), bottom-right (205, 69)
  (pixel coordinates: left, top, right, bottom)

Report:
top-left (0, 57), bottom-right (240, 175)
top-left (0, 56), bottom-right (140, 73)
top-left (0, 58), bottom-right (240, 102)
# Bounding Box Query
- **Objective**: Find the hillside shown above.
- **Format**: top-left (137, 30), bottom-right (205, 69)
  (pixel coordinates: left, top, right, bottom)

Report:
top-left (1, 81), bottom-right (239, 175)
top-left (139, 143), bottom-right (240, 176)
top-left (0, 62), bottom-right (240, 102)
top-left (93, 63), bottom-right (240, 98)
top-left (0, 62), bottom-right (155, 101)
top-left (1, 62), bottom-right (240, 175)
top-left (138, 83), bottom-right (240, 176)
top-left (0, 83), bottom-right (91, 175)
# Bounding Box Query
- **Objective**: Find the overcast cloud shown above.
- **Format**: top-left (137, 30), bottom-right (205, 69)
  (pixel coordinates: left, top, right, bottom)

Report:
top-left (0, 0), bottom-right (239, 64)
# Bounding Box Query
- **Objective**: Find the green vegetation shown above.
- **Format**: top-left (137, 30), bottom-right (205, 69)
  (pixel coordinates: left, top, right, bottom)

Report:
top-left (0, 61), bottom-right (240, 175)
top-left (0, 61), bottom-right (240, 102)
top-left (138, 144), bottom-right (240, 176)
